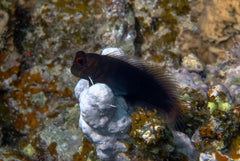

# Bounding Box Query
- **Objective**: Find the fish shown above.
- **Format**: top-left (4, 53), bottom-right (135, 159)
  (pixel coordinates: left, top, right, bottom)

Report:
top-left (71, 51), bottom-right (183, 130)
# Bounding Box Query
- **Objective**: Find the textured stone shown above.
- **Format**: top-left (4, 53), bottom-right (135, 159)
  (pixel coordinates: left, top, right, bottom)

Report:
top-left (174, 131), bottom-right (198, 160)
top-left (182, 53), bottom-right (203, 72)
top-left (0, 10), bottom-right (9, 35)
top-left (0, 10), bottom-right (9, 49)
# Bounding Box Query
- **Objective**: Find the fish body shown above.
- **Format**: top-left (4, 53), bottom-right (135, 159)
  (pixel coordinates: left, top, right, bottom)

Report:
top-left (71, 51), bottom-right (182, 129)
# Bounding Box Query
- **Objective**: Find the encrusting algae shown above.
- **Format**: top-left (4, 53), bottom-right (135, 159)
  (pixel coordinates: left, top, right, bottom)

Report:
top-left (130, 108), bottom-right (172, 148)
top-left (0, 50), bottom-right (76, 160)
top-left (1, 0), bottom-right (240, 160)
top-left (128, 108), bottom-right (192, 160)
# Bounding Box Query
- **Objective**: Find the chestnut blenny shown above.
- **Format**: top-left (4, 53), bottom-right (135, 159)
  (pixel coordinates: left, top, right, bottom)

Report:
top-left (71, 51), bottom-right (183, 130)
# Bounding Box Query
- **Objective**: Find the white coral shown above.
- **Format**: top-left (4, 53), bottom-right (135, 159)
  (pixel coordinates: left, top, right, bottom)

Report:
top-left (75, 79), bottom-right (131, 160)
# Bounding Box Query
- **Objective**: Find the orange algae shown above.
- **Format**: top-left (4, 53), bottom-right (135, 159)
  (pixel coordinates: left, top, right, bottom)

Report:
top-left (19, 140), bottom-right (28, 149)
top-left (199, 126), bottom-right (215, 138)
top-left (233, 104), bottom-right (240, 119)
top-left (215, 152), bottom-right (230, 161)
top-left (207, 89), bottom-right (228, 102)
top-left (1, 151), bottom-right (26, 161)
top-left (12, 72), bottom-right (44, 89)
top-left (8, 72), bottom-right (46, 110)
top-left (44, 79), bottom-right (57, 92)
top-left (0, 63), bottom-right (74, 134)
top-left (0, 64), bottom-right (75, 160)
top-left (230, 135), bottom-right (240, 153)
top-left (50, 0), bottom-right (105, 15)
top-left (13, 112), bottom-right (41, 131)
top-left (0, 65), bottom-right (19, 81)
top-left (0, 51), bottom-right (7, 63)
top-left (2, 153), bottom-right (11, 158)
top-left (48, 142), bottom-right (58, 156)
top-left (72, 137), bottom-right (96, 161)
top-left (229, 151), bottom-right (240, 159)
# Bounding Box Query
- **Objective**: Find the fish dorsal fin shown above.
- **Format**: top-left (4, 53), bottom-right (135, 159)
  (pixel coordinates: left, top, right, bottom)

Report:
top-left (101, 48), bottom-right (147, 71)
top-left (103, 50), bottom-right (177, 90)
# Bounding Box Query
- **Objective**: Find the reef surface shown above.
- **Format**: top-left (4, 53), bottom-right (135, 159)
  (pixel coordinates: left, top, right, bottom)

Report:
top-left (0, 0), bottom-right (240, 160)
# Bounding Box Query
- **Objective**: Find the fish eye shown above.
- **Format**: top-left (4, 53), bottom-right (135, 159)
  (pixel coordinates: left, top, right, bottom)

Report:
top-left (76, 57), bottom-right (86, 65)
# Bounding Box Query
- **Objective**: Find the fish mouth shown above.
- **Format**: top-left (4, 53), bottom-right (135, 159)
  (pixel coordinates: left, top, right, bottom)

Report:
top-left (70, 65), bottom-right (80, 77)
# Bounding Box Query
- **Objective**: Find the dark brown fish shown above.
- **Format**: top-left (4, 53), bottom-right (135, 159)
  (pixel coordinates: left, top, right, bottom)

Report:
top-left (71, 51), bottom-right (183, 130)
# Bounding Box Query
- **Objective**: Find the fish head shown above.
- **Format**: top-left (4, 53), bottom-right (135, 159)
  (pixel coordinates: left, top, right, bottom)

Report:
top-left (71, 51), bottom-right (101, 80)
top-left (71, 51), bottom-right (90, 78)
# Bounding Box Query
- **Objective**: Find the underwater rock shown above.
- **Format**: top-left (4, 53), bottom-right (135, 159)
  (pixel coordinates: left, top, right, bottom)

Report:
top-left (98, 0), bottom-right (136, 53)
top-left (0, 10), bottom-right (9, 35)
top-left (224, 65), bottom-right (240, 104)
top-left (205, 65), bottom-right (224, 86)
top-left (38, 107), bottom-right (82, 161)
top-left (23, 1), bottom-right (105, 58)
top-left (233, 104), bottom-right (240, 118)
top-left (101, 47), bottom-right (126, 56)
top-left (197, 0), bottom-right (240, 43)
top-left (224, 65), bottom-right (240, 87)
top-left (173, 131), bottom-right (199, 160)
top-left (0, 127), bottom-right (2, 145)
top-left (106, 0), bottom-right (126, 19)
top-left (229, 85), bottom-right (240, 104)
top-left (182, 53), bottom-right (203, 72)
top-left (30, 91), bottom-right (47, 108)
top-left (130, 107), bottom-right (198, 160)
top-left (183, 0), bottom-right (240, 64)
top-left (178, 30), bottom-right (218, 64)
top-left (230, 41), bottom-right (240, 61)
top-left (207, 84), bottom-right (233, 113)
top-left (208, 84), bottom-right (232, 102)
top-left (0, 10), bottom-right (9, 49)
top-left (129, 0), bottom-right (191, 61)
top-left (173, 67), bottom-right (208, 97)
top-left (199, 153), bottom-right (216, 161)
top-left (75, 79), bottom-right (131, 160)
top-left (130, 107), bottom-right (175, 153)
top-left (192, 108), bottom-right (239, 156)
top-left (199, 152), bottom-right (234, 161)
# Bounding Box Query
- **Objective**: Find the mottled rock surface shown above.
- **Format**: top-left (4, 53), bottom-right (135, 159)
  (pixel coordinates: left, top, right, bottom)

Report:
top-left (0, 0), bottom-right (240, 161)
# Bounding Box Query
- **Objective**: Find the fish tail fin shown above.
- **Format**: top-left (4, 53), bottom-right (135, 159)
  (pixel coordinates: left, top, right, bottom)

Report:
top-left (168, 108), bottom-right (185, 132)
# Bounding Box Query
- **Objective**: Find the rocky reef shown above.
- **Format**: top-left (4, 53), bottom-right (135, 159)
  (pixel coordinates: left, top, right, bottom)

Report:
top-left (0, 0), bottom-right (240, 160)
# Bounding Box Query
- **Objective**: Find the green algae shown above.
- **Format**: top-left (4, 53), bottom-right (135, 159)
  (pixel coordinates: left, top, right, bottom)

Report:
top-left (207, 102), bottom-right (217, 114)
top-left (30, 92), bottom-right (47, 108)
top-left (0, 0), bottom-right (12, 10)
top-left (207, 88), bottom-right (233, 114)
top-left (215, 96), bottom-right (232, 112)
top-left (22, 144), bottom-right (36, 157)
top-left (207, 99), bottom-right (232, 114)
top-left (73, 137), bottom-right (98, 161)
top-left (195, 87), bottom-right (239, 155)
